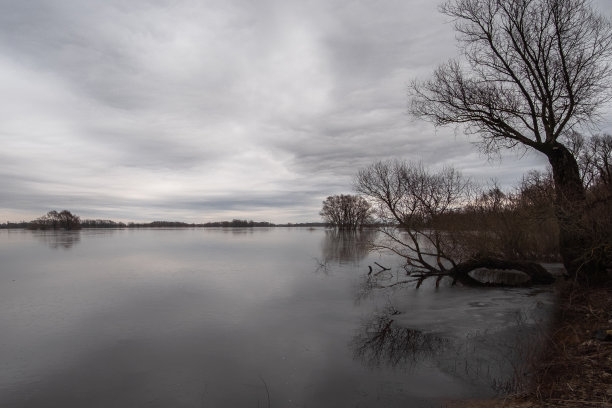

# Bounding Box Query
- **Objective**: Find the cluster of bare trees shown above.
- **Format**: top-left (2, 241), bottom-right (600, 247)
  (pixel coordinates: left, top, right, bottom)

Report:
top-left (408, 0), bottom-right (612, 282)
top-left (419, 171), bottom-right (561, 264)
top-left (29, 210), bottom-right (81, 230)
top-left (319, 194), bottom-right (373, 230)
top-left (320, 0), bottom-right (611, 285)
top-left (328, 145), bottom-right (610, 287)
top-left (564, 132), bottom-right (612, 274)
top-left (464, 142), bottom-right (611, 269)
top-left (354, 161), bottom-right (556, 287)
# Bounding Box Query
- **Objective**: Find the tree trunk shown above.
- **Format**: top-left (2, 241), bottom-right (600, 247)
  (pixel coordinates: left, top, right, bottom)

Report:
top-left (545, 143), bottom-right (593, 281)
top-left (448, 257), bottom-right (555, 287)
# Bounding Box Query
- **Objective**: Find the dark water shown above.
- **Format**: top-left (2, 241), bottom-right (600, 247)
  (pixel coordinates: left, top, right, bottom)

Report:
top-left (0, 228), bottom-right (555, 407)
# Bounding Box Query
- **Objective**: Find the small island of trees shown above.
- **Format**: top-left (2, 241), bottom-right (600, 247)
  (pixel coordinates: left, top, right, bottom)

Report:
top-left (319, 194), bottom-right (373, 230)
top-left (28, 210), bottom-right (82, 230)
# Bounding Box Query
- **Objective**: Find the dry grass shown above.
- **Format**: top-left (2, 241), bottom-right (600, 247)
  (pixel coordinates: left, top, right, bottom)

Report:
top-left (445, 280), bottom-right (612, 408)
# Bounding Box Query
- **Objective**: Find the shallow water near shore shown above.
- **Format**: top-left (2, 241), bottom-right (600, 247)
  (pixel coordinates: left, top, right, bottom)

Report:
top-left (0, 228), bottom-right (555, 407)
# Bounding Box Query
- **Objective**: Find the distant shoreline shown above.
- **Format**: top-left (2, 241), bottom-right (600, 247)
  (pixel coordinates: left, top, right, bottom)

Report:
top-left (0, 220), bottom-right (331, 230)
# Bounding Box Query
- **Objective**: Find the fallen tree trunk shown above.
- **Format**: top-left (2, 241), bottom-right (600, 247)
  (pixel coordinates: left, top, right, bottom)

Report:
top-left (448, 257), bottom-right (556, 287)
top-left (371, 257), bottom-right (557, 289)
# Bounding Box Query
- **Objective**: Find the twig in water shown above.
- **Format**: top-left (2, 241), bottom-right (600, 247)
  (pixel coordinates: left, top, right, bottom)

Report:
top-left (258, 375), bottom-right (271, 408)
top-left (313, 257), bottom-right (329, 274)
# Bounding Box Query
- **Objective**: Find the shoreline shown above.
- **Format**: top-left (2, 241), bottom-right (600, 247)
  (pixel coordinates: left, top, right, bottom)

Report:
top-left (445, 280), bottom-right (612, 408)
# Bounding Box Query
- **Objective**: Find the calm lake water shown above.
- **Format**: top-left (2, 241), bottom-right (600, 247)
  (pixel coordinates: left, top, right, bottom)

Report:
top-left (0, 228), bottom-right (555, 407)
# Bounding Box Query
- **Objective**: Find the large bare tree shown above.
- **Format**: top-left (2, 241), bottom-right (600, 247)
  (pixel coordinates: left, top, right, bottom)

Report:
top-left (410, 0), bottom-right (612, 280)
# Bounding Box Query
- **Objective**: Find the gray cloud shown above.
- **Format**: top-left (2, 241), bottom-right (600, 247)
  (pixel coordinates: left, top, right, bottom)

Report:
top-left (0, 0), bottom-right (611, 223)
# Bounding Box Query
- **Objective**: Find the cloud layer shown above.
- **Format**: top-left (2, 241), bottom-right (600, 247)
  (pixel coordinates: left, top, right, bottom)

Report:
top-left (1, 0), bottom-right (611, 223)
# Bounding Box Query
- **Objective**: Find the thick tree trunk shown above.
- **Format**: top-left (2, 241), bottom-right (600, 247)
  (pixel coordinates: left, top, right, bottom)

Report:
top-left (545, 143), bottom-right (592, 281)
top-left (448, 257), bottom-right (555, 287)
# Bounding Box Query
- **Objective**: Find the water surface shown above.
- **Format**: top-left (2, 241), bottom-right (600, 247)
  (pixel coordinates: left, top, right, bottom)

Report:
top-left (0, 228), bottom-right (554, 407)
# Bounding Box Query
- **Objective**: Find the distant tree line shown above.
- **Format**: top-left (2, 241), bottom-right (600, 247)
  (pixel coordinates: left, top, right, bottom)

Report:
top-left (80, 219), bottom-right (128, 228)
top-left (195, 219), bottom-right (275, 228)
top-left (1, 215), bottom-right (321, 229)
top-left (274, 222), bottom-right (327, 227)
top-left (126, 219), bottom-right (276, 228)
top-left (0, 221), bottom-right (31, 229)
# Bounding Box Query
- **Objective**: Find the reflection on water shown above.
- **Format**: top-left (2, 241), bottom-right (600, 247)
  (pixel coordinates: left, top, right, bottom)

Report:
top-left (33, 230), bottom-right (81, 249)
top-left (351, 299), bottom-right (550, 395)
top-left (221, 227), bottom-right (270, 235)
top-left (351, 304), bottom-right (448, 369)
top-left (320, 229), bottom-right (376, 264)
top-left (0, 228), bottom-right (554, 407)
top-left (440, 309), bottom-right (550, 394)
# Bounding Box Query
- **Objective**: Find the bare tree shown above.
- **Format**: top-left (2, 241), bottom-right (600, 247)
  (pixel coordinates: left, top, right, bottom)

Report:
top-left (319, 194), bottom-right (373, 230)
top-left (355, 161), bottom-right (469, 278)
top-left (565, 132), bottom-right (612, 189)
top-left (410, 0), bottom-right (612, 280)
top-left (355, 160), bottom-right (554, 287)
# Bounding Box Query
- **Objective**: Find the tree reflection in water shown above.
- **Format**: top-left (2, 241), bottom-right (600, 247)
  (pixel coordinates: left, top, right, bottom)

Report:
top-left (320, 229), bottom-right (377, 265)
top-left (351, 304), bottom-right (448, 369)
top-left (352, 301), bottom-right (549, 394)
top-left (34, 230), bottom-right (81, 249)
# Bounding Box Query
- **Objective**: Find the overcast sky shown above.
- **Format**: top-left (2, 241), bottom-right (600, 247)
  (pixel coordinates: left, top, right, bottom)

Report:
top-left (1, 0), bottom-right (611, 223)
